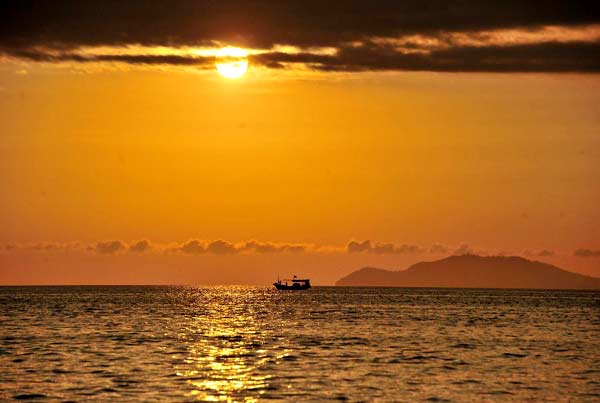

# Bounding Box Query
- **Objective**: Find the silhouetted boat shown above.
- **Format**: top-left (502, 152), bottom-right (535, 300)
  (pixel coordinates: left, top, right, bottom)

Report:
top-left (274, 275), bottom-right (311, 290)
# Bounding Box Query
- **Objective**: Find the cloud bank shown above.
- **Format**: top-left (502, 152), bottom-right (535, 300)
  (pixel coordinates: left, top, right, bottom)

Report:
top-left (95, 240), bottom-right (126, 254)
top-left (2, 1), bottom-right (599, 73)
top-left (0, 239), bottom-right (577, 261)
top-left (347, 240), bottom-right (424, 254)
top-left (574, 248), bottom-right (600, 258)
top-left (129, 240), bottom-right (151, 253)
top-left (172, 239), bottom-right (311, 255)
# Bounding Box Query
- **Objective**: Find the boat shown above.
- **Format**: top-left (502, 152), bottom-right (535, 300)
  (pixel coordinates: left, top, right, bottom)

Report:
top-left (273, 275), bottom-right (311, 290)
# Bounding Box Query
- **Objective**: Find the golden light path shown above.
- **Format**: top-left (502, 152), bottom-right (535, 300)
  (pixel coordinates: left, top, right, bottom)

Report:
top-left (216, 47), bottom-right (248, 79)
top-left (175, 288), bottom-right (281, 402)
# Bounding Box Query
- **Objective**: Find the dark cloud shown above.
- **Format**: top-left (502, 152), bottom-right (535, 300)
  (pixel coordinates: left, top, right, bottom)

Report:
top-left (574, 248), bottom-right (600, 258)
top-left (168, 239), bottom-right (311, 255)
top-left (5, 41), bottom-right (599, 73)
top-left (178, 240), bottom-right (206, 254)
top-left (2, 1), bottom-right (598, 49)
top-left (347, 240), bottom-right (423, 254)
top-left (2, 1), bottom-right (599, 72)
top-left (251, 52), bottom-right (334, 66)
top-left (3, 48), bottom-right (214, 67)
top-left (395, 244), bottom-right (424, 254)
top-left (96, 240), bottom-right (126, 254)
top-left (243, 240), bottom-right (307, 253)
top-left (129, 240), bottom-right (151, 253)
top-left (286, 245), bottom-right (307, 253)
top-left (206, 240), bottom-right (238, 255)
top-left (347, 240), bottom-right (372, 253)
top-left (307, 42), bottom-right (600, 73)
top-left (371, 242), bottom-right (396, 254)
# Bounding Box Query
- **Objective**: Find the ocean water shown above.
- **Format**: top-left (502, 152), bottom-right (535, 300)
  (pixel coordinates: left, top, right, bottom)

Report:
top-left (0, 286), bottom-right (598, 402)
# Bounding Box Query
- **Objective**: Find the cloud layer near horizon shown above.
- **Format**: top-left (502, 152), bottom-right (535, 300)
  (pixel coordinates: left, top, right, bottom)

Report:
top-left (1, 239), bottom-right (318, 255)
top-left (2, 1), bottom-right (600, 72)
top-left (574, 248), bottom-right (600, 258)
top-left (3, 239), bottom-right (595, 259)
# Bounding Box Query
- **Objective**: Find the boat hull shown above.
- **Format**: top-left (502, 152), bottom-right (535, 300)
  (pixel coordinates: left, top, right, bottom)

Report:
top-left (273, 282), bottom-right (311, 290)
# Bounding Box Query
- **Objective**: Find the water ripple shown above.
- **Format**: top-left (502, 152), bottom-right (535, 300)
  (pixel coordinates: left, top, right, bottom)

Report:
top-left (0, 286), bottom-right (598, 401)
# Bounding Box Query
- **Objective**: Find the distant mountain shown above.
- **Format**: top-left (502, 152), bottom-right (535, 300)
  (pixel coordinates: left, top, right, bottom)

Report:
top-left (335, 254), bottom-right (600, 289)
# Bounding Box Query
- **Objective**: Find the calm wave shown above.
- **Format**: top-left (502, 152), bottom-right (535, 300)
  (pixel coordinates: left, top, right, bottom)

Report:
top-left (1, 286), bottom-right (599, 401)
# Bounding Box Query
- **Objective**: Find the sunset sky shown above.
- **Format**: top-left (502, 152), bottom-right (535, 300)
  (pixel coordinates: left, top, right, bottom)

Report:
top-left (1, 1), bottom-right (599, 284)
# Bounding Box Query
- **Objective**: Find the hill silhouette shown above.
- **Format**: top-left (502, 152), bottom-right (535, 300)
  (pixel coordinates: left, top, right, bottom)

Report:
top-left (335, 254), bottom-right (600, 289)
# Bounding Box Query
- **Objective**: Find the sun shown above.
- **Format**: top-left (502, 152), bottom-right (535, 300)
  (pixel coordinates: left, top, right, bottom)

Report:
top-left (215, 47), bottom-right (248, 79)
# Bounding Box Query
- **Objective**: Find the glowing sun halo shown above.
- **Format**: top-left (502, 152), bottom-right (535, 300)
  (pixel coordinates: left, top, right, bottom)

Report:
top-left (216, 47), bottom-right (248, 79)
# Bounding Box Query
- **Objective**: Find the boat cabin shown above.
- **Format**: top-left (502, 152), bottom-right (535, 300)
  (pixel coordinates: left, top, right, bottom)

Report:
top-left (273, 276), bottom-right (311, 290)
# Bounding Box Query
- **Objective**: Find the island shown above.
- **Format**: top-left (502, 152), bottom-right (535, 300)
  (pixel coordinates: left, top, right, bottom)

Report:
top-left (335, 254), bottom-right (600, 289)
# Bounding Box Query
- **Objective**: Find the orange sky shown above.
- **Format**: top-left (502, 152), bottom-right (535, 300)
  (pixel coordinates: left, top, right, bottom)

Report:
top-left (1, 59), bottom-right (599, 284)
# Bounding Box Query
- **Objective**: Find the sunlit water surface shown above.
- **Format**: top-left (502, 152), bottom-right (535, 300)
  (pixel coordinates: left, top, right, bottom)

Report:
top-left (0, 286), bottom-right (598, 402)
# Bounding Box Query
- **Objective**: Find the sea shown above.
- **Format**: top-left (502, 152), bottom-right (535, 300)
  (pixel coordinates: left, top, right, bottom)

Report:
top-left (0, 286), bottom-right (598, 402)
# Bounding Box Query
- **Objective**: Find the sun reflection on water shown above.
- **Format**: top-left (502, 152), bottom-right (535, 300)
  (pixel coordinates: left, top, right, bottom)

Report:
top-left (175, 288), bottom-right (276, 402)
top-left (2, 287), bottom-right (599, 402)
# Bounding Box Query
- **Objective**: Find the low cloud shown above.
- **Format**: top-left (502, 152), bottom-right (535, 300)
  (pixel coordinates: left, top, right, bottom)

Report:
top-left (174, 239), bottom-right (310, 255)
top-left (347, 240), bottom-right (423, 255)
top-left (347, 240), bottom-right (372, 253)
top-left (430, 243), bottom-right (450, 254)
top-left (0, 238), bottom-right (568, 259)
top-left (95, 240), bottom-right (126, 254)
top-left (30, 242), bottom-right (63, 251)
top-left (285, 245), bottom-right (308, 253)
top-left (395, 244), bottom-right (423, 254)
top-left (453, 243), bottom-right (475, 256)
top-left (371, 243), bottom-right (396, 255)
top-left (1, 242), bottom-right (82, 253)
top-left (574, 248), bottom-right (600, 258)
top-left (243, 240), bottom-right (308, 253)
top-left (3, 49), bottom-right (214, 68)
top-left (129, 240), bottom-right (151, 253)
top-left (177, 240), bottom-right (206, 254)
top-left (206, 240), bottom-right (238, 255)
